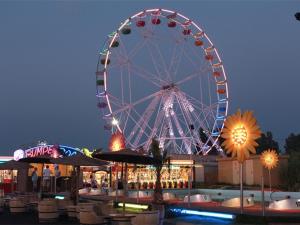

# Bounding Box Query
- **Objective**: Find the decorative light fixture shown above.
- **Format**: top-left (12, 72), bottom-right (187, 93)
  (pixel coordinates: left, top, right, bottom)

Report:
top-left (112, 117), bottom-right (119, 126)
top-left (260, 149), bottom-right (279, 192)
top-left (221, 109), bottom-right (261, 214)
top-left (109, 131), bottom-right (126, 152)
top-left (117, 203), bottom-right (149, 210)
top-left (221, 110), bottom-right (261, 163)
top-left (260, 149), bottom-right (279, 170)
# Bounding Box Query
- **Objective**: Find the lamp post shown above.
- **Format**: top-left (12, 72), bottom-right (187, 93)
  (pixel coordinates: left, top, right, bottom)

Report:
top-left (221, 110), bottom-right (261, 214)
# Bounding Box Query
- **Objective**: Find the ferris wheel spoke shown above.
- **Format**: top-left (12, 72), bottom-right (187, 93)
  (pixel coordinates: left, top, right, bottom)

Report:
top-left (111, 90), bottom-right (162, 115)
top-left (125, 113), bottom-right (152, 147)
top-left (145, 42), bottom-right (169, 83)
top-left (127, 62), bottom-right (132, 104)
top-left (144, 100), bottom-right (165, 150)
top-left (170, 109), bottom-right (192, 154)
top-left (175, 93), bottom-right (204, 152)
top-left (176, 66), bottom-right (211, 86)
top-left (127, 94), bottom-right (161, 147)
top-left (128, 63), bottom-right (163, 88)
top-left (127, 38), bottom-right (149, 59)
top-left (168, 41), bottom-right (184, 81)
top-left (181, 42), bottom-right (208, 72)
top-left (122, 108), bottom-right (131, 134)
top-left (147, 39), bottom-right (172, 82)
top-left (178, 93), bottom-right (209, 134)
top-left (132, 99), bottom-right (161, 148)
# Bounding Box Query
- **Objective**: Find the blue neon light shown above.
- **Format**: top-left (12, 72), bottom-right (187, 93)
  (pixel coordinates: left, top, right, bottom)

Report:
top-left (59, 145), bottom-right (81, 157)
top-left (170, 208), bottom-right (235, 220)
top-left (55, 195), bottom-right (65, 200)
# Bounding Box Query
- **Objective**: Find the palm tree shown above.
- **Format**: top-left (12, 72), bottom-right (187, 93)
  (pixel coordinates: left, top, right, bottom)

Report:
top-left (149, 139), bottom-right (169, 203)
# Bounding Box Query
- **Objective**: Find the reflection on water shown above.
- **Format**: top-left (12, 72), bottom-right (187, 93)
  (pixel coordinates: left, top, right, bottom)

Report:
top-left (166, 216), bottom-right (266, 225)
top-left (166, 216), bottom-right (234, 225)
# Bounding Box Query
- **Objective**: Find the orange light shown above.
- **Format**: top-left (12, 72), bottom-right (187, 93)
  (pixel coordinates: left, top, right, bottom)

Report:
top-left (109, 131), bottom-right (126, 152)
top-left (221, 110), bottom-right (261, 163)
top-left (260, 149), bottom-right (279, 170)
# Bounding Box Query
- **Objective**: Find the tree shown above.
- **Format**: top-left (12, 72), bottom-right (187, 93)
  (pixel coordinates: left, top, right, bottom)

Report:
top-left (149, 139), bottom-right (169, 204)
top-left (280, 151), bottom-right (300, 191)
top-left (284, 133), bottom-right (300, 154)
top-left (256, 131), bottom-right (279, 154)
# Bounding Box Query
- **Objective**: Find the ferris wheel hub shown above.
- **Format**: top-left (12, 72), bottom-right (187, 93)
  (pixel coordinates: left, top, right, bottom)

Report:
top-left (161, 83), bottom-right (176, 90)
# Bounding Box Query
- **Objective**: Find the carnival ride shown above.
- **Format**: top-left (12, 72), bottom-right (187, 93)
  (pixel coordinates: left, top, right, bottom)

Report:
top-left (96, 9), bottom-right (229, 155)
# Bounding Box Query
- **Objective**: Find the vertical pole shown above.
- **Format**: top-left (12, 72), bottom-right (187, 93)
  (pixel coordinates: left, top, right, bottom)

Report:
top-left (115, 167), bottom-right (118, 203)
top-left (268, 169), bottom-right (272, 193)
top-left (261, 174), bottom-right (265, 216)
top-left (137, 173), bottom-right (140, 204)
top-left (240, 163), bottom-right (244, 214)
top-left (11, 170), bottom-right (14, 194)
top-left (54, 176), bottom-right (57, 194)
top-left (188, 167), bottom-right (191, 208)
top-left (76, 166), bottom-right (79, 205)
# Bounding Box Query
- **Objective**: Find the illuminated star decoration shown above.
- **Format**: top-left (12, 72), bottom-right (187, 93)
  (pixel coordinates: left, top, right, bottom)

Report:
top-left (109, 131), bottom-right (126, 152)
top-left (260, 149), bottom-right (279, 170)
top-left (221, 110), bottom-right (261, 163)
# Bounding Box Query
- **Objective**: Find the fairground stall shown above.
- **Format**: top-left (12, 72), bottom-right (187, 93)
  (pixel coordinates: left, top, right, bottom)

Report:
top-left (0, 156), bottom-right (15, 193)
top-left (12, 142), bottom-right (107, 193)
top-left (110, 154), bottom-right (218, 190)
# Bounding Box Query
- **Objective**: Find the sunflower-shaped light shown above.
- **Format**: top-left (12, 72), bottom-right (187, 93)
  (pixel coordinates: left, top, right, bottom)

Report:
top-left (260, 149), bottom-right (279, 170)
top-left (221, 110), bottom-right (261, 163)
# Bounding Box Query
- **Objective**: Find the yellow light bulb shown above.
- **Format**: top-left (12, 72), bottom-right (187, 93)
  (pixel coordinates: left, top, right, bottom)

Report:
top-left (231, 125), bottom-right (247, 146)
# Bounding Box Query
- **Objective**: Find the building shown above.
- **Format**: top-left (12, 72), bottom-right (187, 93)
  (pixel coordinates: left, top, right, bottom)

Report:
top-left (217, 155), bottom-right (289, 187)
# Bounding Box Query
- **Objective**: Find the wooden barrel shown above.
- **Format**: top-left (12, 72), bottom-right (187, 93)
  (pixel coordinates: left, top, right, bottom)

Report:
top-left (80, 211), bottom-right (105, 225)
top-left (111, 217), bottom-right (133, 225)
top-left (76, 203), bottom-right (95, 220)
top-left (66, 205), bottom-right (77, 219)
top-left (57, 199), bottom-right (72, 215)
top-left (9, 199), bottom-right (26, 213)
top-left (132, 211), bottom-right (159, 225)
top-left (38, 200), bottom-right (58, 222)
top-left (99, 201), bottom-right (116, 216)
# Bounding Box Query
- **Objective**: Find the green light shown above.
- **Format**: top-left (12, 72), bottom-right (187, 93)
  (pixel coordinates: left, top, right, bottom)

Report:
top-left (117, 203), bottom-right (149, 210)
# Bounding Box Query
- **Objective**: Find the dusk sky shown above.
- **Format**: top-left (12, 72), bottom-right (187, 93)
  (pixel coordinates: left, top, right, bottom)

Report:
top-left (1, 1), bottom-right (300, 155)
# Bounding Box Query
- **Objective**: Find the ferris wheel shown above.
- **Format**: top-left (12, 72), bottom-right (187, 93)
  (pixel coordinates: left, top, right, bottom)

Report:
top-left (96, 9), bottom-right (229, 155)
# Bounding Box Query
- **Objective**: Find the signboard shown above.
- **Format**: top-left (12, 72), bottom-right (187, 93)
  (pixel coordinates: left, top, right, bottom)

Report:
top-left (14, 144), bottom-right (81, 161)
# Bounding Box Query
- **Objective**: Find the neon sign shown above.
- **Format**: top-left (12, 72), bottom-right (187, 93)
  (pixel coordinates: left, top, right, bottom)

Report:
top-left (14, 144), bottom-right (81, 160)
top-left (24, 145), bottom-right (58, 158)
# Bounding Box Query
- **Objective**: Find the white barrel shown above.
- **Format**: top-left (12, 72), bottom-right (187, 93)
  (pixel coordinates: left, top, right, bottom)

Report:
top-left (132, 210), bottom-right (159, 225)
top-left (99, 201), bottom-right (116, 216)
top-left (9, 199), bottom-right (26, 213)
top-left (76, 203), bottom-right (95, 220)
top-left (66, 205), bottom-right (77, 219)
top-left (38, 200), bottom-right (58, 222)
top-left (80, 211), bottom-right (106, 225)
top-left (57, 199), bottom-right (72, 214)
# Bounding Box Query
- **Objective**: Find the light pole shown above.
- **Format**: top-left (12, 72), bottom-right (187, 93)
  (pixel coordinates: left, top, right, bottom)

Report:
top-left (221, 110), bottom-right (261, 214)
top-left (260, 149), bottom-right (279, 215)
